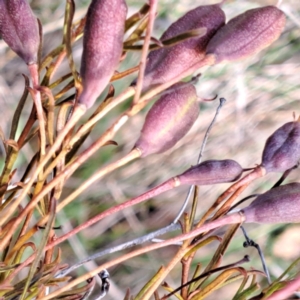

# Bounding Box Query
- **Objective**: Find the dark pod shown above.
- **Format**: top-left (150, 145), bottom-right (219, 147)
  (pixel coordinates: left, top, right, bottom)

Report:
top-left (261, 121), bottom-right (300, 173)
top-left (79, 0), bottom-right (127, 108)
top-left (177, 159), bottom-right (243, 185)
top-left (243, 182), bottom-right (300, 224)
top-left (140, 4), bottom-right (225, 90)
top-left (134, 82), bottom-right (199, 157)
top-left (0, 0), bottom-right (39, 64)
top-left (206, 6), bottom-right (286, 63)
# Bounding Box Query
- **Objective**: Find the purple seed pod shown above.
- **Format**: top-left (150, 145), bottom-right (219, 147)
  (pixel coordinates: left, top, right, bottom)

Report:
top-left (261, 121), bottom-right (300, 173)
top-left (243, 182), bottom-right (300, 224)
top-left (0, 0), bottom-right (39, 64)
top-left (206, 6), bottom-right (286, 63)
top-left (139, 4), bottom-right (225, 90)
top-left (177, 159), bottom-right (243, 185)
top-left (134, 82), bottom-right (199, 157)
top-left (79, 0), bottom-right (127, 108)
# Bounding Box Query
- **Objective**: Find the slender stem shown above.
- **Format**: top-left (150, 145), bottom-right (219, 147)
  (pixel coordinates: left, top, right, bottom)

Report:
top-left (213, 166), bottom-right (266, 208)
top-left (111, 65), bottom-right (140, 81)
top-left (71, 87), bottom-right (135, 142)
top-left (0, 85), bottom-right (138, 240)
top-left (272, 165), bottom-right (297, 188)
top-left (56, 223), bottom-right (181, 278)
top-left (181, 255), bottom-right (193, 299)
top-left (0, 105), bottom-right (86, 246)
top-left (27, 59), bottom-right (217, 220)
top-left (265, 275), bottom-right (300, 300)
top-left (64, 0), bottom-right (80, 86)
top-left (142, 247), bottom-right (188, 300)
top-left (0, 84), bottom-right (139, 230)
top-left (19, 198), bottom-right (56, 300)
top-left (28, 63), bottom-right (46, 157)
top-left (162, 256), bottom-right (250, 299)
top-left (173, 97), bottom-right (226, 223)
top-left (72, 55), bottom-right (215, 142)
top-left (46, 176), bottom-right (178, 250)
top-left (213, 184), bottom-right (250, 219)
top-left (241, 226), bottom-right (271, 284)
top-left (40, 212), bottom-right (245, 300)
top-left (0, 130), bottom-right (135, 252)
top-left (49, 51), bottom-right (67, 83)
top-left (57, 148), bottom-right (141, 211)
top-left (133, 0), bottom-right (158, 104)
top-left (228, 194), bottom-right (259, 212)
top-left (0, 103), bottom-right (137, 249)
top-left (17, 105), bottom-right (36, 148)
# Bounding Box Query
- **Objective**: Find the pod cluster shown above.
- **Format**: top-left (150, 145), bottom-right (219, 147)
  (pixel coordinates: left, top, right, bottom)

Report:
top-left (136, 5), bottom-right (285, 91)
top-left (140, 4), bottom-right (225, 90)
top-left (0, 2), bottom-right (286, 110)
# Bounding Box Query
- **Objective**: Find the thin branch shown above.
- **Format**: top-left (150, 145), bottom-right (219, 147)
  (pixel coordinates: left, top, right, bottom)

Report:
top-left (56, 223), bottom-right (180, 278)
top-left (162, 255), bottom-right (250, 299)
top-left (41, 212), bottom-right (245, 300)
top-left (0, 55), bottom-right (216, 251)
top-left (133, 0), bottom-right (158, 104)
top-left (241, 226), bottom-right (271, 285)
top-left (173, 97), bottom-right (226, 223)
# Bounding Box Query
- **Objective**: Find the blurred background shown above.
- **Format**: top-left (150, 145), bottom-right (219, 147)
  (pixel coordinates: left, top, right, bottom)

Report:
top-left (0, 0), bottom-right (300, 299)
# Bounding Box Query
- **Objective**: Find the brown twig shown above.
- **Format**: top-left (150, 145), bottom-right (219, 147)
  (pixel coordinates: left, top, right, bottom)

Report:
top-left (132, 0), bottom-right (158, 104)
top-left (2, 212), bottom-right (245, 295)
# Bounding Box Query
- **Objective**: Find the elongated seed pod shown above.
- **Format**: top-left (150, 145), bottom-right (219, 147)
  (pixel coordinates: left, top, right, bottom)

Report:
top-left (139, 4), bottom-right (225, 90)
top-left (261, 121), bottom-right (300, 173)
top-left (115, 159), bottom-right (244, 213)
top-left (243, 183), bottom-right (300, 224)
top-left (79, 0), bottom-right (127, 108)
top-left (177, 159), bottom-right (243, 185)
top-left (0, 0), bottom-right (39, 64)
top-left (206, 6), bottom-right (286, 63)
top-left (134, 82), bottom-right (199, 157)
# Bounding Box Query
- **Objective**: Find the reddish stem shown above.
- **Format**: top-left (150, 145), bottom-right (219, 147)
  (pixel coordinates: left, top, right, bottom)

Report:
top-left (3, 212), bottom-right (245, 288)
top-left (214, 166), bottom-right (266, 207)
top-left (46, 177), bottom-right (178, 248)
top-left (266, 276), bottom-right (300, 300)
top-left (133, 0), bottom-right (158, 104)
top-left (0, 105), bottom-right (86, 247)
top-left (17, 106), bottom-right (36, 148)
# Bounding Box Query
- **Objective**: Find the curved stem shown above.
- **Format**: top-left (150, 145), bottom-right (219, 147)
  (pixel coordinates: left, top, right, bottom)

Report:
top-left (213, 166), bottom-right (266, 208)
top-left (2, 180), bottom-right (188, 286)
top-left (0, 105), bottom-right (86, 245)
top-left (0, 86), bottom-right (137, 240)
top-left (47, 177), bottom-right (178, 249)
top-left (173, 97), bottom-right (226, 223)
top-left (71, 87), bottom-right (135, 142)
top-left (71, 55), bottom-right (215, 143)
top-left (56, 223), bottom-right (180, 278)
top-left (41, 212), bottom-right (245, 300)
top-left (57, 148), bottom-right (141, 211)
top-left (266, 275), bottom-right (300, 300)
top-left (28, 63), bottom-right (46, 157)
top-left (132, 0), bottom-right (158, 104)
